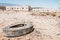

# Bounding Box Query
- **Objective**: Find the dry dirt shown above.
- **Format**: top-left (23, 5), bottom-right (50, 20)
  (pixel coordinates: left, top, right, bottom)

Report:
top-left (0, 11), bottom-right (60, 40)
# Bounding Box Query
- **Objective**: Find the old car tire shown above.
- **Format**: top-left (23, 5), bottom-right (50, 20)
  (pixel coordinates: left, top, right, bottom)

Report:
top-left (3, 22), bottom-right (34, 37)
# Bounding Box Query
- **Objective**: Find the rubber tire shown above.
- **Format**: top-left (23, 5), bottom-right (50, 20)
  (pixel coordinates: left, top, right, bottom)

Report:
top-left (3, 22), bottom-right (34, 37)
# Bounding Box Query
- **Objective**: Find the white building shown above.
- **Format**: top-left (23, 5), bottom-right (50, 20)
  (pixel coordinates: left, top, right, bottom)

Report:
top-left (6, 5), bottom-right (60, 12)
top-left (59, 4), bottom-right (60, 12)
top-left (6, 5), bottom-right (31, 11)
top-left (32, 7), bottom-right (60, 12)
top-left (31, 7), bottom-right (45, 12)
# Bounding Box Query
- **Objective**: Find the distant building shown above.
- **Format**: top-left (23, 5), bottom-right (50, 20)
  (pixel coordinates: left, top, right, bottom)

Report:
top-left (0, 6), bottom-right (6, 10)
top-left (6, 5), bottom-right (31, 11)
top-left (0, 5), bottom-right (59, 12)
top-left (59, 4), bottom-right (60, 12)
top-left (32, 7), bottom-right (60, 12)
top-left (31, 7), bottom-right (45, 12)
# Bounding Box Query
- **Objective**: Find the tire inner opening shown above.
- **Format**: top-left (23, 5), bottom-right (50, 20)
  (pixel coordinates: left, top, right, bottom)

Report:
top-left (10, 24), bottom-right (26, 28)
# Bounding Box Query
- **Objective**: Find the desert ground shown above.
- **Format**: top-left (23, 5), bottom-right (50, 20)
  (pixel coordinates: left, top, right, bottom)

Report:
top-left (0, 10), bottom-right (60, 40)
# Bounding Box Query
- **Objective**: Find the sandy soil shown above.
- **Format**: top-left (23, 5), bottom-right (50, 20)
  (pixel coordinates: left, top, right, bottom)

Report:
top-left (0, 11), bottom-right (60, 40)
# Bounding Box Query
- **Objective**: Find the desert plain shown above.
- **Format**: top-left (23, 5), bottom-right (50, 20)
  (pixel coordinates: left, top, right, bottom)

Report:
top-left (0, 10), bottom-right (60, 40)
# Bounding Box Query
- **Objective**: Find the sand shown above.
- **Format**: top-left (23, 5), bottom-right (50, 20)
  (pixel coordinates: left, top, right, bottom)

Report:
top-left (0, 11), bottom-right (60, 40)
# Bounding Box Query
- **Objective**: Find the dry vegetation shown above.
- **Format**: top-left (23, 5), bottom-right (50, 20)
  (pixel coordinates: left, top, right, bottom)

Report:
top-left (30, 12), bottom-right (60, 17)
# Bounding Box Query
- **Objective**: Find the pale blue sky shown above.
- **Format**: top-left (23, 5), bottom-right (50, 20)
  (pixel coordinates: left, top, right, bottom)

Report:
top-left (0, 0), bottom-right (60, 8)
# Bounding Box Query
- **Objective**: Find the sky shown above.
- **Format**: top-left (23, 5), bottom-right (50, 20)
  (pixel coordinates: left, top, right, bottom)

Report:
top-left (0, 0), bottom-right (60, 8)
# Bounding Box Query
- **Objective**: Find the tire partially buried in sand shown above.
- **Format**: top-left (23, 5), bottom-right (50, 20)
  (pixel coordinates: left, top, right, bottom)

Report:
top-left (3, 22), bottom-right (34, 37)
